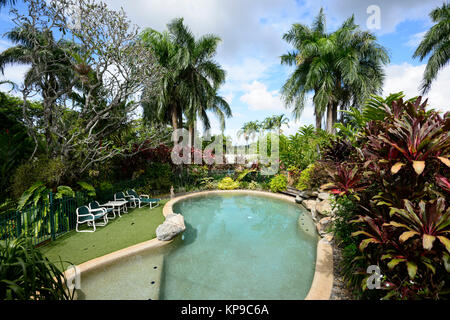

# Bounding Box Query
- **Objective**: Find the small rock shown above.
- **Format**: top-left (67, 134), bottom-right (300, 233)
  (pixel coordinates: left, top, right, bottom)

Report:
top-left (318, 192), bottom-right (331, 201)
top-left (304, 189), bottom-right (317, 197)
top-left (316, 199), bottom-right (332, 216)
top-left (297, 191), bottom-right (310, 199)
top-left (316, 222), bottom-right (328, 236)
top-left (295, 195), bottom-right (303, 204)
top-left (319, 216), bottom-right (332, 228)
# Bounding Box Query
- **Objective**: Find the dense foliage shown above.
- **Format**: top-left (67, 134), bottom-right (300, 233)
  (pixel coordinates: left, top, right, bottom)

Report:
top-left (0, 236), bottom-right (74, 300)
top-left (269, 174), bottom-right (288, 193)
top-left (327, 95), bottom-right (450, 299)
top-left (279, 125), bottom-right (331, 170)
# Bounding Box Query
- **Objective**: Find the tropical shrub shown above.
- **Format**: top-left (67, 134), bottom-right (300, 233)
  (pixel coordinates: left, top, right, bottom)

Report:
top-left (279, 125), bottom-right (332, 170)
top-left (247, 181), bottom-right (260, 190)
top-left (321, 164), bottom-right (367, 199)
top-left (329, 96), bottom-right (450, 299)
top-left (199, 177), bottom-right (216, 190)
top-left (321, 137), bottom-right (355, 163)
top-left (217, 177), bottom-right (240, 190)
top-left (307, 161), bottom-right (332, 190)
top-left (142, 162), bottom-right (172, 192)
top-left (235, 168), bottom-right (257, 183)
top-left (269, 174), bottom-right (287, 193)
top-left (11, 158), bottom-right (66, 199)
top-left (295, 163), bottom-right (315, 191)
top-left (287, 165), bottom-right (301, 186)
top-left (331, 195), bottom-right (372, 298)
top-left (0, 236), bottom-right (74, 300)
top-left (187, 165), bottom-right (209, 186)
top-left (334, 92), bottom-right (412, 144)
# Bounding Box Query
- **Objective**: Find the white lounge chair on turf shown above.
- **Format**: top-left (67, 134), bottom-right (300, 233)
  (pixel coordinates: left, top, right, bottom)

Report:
top-left (89, 201), bottom-right (116, 219)
top-left (76, 205), bottom-right (108, 232)
top-left (126, 189), bottom-right (160, 209)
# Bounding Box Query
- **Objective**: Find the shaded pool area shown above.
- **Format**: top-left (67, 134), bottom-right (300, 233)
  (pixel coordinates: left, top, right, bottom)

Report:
top-left (76, 192), bottom-right (318, 300)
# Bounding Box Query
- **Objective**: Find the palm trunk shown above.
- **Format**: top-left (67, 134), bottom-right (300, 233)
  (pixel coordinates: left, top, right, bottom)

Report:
top-left (315, 112), bottom-right (322, 130)
top-left (171, 106), bottom-right (179, 143)
top-left (189, 124), bottom-right (194, 149)
top-left (332, 103), bottom-right (338, 134)
top-left (326, 103), bottom-right (333, 134)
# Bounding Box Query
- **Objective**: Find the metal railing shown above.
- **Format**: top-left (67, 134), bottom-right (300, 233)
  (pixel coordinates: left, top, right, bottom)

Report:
top-left (0, 191), bottom-right (90, 246)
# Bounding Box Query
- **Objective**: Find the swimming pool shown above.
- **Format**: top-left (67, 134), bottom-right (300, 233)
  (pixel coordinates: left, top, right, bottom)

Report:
top-left (76, 191), bottom-right (319, 300)
top-left (160, 192), bottom-right (318, 299)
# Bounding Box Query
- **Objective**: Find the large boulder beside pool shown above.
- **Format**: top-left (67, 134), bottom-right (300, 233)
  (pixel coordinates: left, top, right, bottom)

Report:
top-left (156, 213), bottom-right (186, 241)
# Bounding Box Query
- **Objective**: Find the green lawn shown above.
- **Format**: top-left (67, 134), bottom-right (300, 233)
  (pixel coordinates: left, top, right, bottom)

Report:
top-left (39, 200), bottom-right (167, 270)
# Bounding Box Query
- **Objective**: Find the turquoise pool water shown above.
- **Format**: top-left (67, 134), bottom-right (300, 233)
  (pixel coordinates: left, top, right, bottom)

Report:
top-left (160, 193), bottom-right (318, 300)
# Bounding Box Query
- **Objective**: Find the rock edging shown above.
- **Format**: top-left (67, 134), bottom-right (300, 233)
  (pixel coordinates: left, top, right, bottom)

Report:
top-left (295, 189), bottom-right (336, 241)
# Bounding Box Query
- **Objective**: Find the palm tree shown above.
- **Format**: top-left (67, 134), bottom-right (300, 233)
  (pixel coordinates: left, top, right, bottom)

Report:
top-left (281, 8), bottom-right (328, 130)
top-left (281, 8), bottom-right (389, 134)
top-left (262, 114), bottom-right (289, 133)
top-left (167, 18), bottom-right (232, 148)
top-left (413, 3), bottom-right (450, 93)
top-left (141, 18), bottom-right (231, 147)
top-left (140, 28), bottom-right (187, 140)
top-left (238, 121), bottom-right (261, 150)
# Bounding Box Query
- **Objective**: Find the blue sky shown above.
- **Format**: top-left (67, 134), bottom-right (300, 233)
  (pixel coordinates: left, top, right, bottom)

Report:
top-left (1, 0), bottom-right (449, 143)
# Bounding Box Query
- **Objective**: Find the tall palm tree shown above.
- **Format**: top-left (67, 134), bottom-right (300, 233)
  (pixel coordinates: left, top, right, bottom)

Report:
top-left (167, 18), bottom-right (232, 147)
top-left (140, 28), bottom-right (188, 139)
top-left (141, 18), bottom-right (231, 147)
top-left (281, 8), bottom-right (389, 134)
top-left (281, 8), bottom-right (328, 130)
top-left (413, 3), bottom-right (450, 93)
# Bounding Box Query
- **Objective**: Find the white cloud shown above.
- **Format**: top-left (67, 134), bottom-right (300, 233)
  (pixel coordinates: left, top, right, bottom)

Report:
top-left (240, 81), bottom-right (284, 111)
top-left (313, 0), bottom-right (443, 34)
top-left (383, 62), bottom-right (450, 113)
top-left (0, 64), bottom-right (29, 95)
top-left (103, 0), bottom-right (296, 63)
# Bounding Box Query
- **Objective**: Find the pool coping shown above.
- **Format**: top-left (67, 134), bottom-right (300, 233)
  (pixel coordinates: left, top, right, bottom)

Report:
top-left (65, 189), bottom-right (333, 300)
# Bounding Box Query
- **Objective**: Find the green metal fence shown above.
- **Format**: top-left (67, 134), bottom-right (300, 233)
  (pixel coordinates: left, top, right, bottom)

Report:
top-left (0, 191), bottom-right (90, 246)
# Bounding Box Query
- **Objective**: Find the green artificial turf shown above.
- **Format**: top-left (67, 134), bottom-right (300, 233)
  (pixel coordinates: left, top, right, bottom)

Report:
top-left (39, 200), bottom-right (167, 270)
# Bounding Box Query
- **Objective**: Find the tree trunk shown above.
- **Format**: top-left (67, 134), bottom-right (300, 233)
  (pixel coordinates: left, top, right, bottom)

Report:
top-left (171, 106), bottom-right (179, 144)
top-left (326, 103), bottom-right (333, 134)
top-left (332, 103), bottom-right (338, 134)
top-left (189, 123), bottom-right (195, 149)
top-left (315, 112), bottom-right (322, 130)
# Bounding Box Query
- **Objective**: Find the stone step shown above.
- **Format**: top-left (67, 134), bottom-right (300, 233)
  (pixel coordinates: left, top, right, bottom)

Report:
top-left (287, 186), bottom-right (300, 193)
top-left (279, 190), bottom-right (298, 197)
